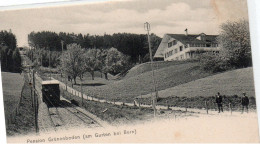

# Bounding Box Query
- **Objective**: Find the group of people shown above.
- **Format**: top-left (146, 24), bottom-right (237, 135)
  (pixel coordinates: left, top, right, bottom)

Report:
top-left (215, 92), bottom-right (249, 113)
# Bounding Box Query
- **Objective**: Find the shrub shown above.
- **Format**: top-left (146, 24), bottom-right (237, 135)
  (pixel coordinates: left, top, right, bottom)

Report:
top-left (198, 52), bottom-right (231, 73)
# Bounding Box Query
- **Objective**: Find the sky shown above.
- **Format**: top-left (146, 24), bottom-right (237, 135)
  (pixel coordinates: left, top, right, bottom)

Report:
top-left (0, 0), bottom-right (249, 47)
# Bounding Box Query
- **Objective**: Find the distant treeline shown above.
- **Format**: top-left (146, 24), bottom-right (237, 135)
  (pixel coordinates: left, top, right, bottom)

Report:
top-left (28, 31), bottom-right (162, 63)
top-left (0, 30), bottom-right (22, 73)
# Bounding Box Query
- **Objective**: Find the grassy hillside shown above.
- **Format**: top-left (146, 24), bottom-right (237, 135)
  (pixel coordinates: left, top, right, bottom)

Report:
top-left (2, 72), bottom-right (24, 122)
top-left (137, 67), bottom-right (256, 111)
top-left (55, 61), bottom-right (212, 102)
top-left (2, 72), bottom-right (37, 136)
top-left (140, 67), bottom-right (255, 98)
top-left (123, 60), bottom-right (196, 79)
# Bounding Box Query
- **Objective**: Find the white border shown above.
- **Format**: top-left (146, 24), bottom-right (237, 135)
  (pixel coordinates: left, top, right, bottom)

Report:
top-left (0, 0), bottom-right (260, 143)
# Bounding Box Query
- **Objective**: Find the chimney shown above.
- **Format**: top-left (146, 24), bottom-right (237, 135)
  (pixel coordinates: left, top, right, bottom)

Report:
top-left (185, 28), bottom-right (188, 36)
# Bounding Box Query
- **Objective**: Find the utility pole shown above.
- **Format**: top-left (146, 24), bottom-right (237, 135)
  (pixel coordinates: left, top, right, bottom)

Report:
top-left (144, 22), bottom-right (157, 117)
top-left (61, 40), bottom-right (64, 79)
top-left (81, 80), bottom-right (83, 106)
top-left (48, 46), bottom-right (51, 68)
top-left (48, 46), bottom-right (51, 80)
top-left (32, 70), bottom-right (39, 133)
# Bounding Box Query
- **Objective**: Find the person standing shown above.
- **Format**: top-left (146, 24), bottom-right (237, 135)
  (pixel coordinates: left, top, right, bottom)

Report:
top-left (241, 92), bottom-right (249, 113)
top-left (216, 92), bottom-right (223, 113)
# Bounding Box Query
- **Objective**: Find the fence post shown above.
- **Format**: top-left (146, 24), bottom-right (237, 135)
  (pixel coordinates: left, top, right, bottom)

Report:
top-left (166, 100), bottom-right (170, 110)
top-left (205, 101), bottom-right (208, 114)
top-left (229, 103), bottom-right (232, 115)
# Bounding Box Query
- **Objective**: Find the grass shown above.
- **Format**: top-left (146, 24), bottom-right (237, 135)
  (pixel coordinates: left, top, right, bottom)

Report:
top-left (53, 61), bottom-right (212, 103)
top-left (62, 89), bottom-right (152, 125)
top-left (123, 60), bottom-right (197, 79)
top-left (137, 67), bottom-right (256, 111)
top-left (2, 72), bottom-right (24, 125)
top-left (139, 67), bottom-right (255, 98)
top-left (61, 89), bottom-right (191, 126)
top-left (4, 73), bottom-right (36, 136)
top-left (138, 96), bottom-right (256, 111)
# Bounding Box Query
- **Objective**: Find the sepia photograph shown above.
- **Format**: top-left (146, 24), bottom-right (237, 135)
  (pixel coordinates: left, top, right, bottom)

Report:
top-left (0, 0), bottom-right (259, 143)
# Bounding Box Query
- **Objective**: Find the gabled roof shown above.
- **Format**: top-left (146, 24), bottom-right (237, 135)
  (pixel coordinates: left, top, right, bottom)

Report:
top-left (154, 33), bottom-right (219, 58)
top-left (166, 33), bottom-right (218, 44)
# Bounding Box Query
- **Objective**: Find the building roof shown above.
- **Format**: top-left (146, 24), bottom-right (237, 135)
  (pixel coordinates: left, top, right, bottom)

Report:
top-left (42, 80), bottom-right (59, 85)
top-left (154, 33), bottom-right (218, 58)
top-left (166, 33), bottom-right (218, 44)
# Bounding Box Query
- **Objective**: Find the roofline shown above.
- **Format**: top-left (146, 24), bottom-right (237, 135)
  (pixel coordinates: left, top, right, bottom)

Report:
top-left (165, 33), bottom-right (219, 36)
top-left (42, 80), bottom-right (60, 85)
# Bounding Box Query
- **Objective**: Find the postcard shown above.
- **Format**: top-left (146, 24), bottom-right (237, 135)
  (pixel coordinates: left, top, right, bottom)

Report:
top-left (0, 0), bottom-right (259, 143)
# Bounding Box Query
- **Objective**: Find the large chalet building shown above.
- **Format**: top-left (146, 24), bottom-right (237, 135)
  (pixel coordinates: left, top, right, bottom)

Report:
top-left (154, 32), bottom-right (220, 61)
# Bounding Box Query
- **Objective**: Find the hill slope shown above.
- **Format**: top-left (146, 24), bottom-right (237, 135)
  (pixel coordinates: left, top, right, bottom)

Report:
top-left (124, 60), bottom-right (196, 79)
top-left (140, 67), bottom-right (255, 99)
top-left (69, 61), bottom-right (212, 102)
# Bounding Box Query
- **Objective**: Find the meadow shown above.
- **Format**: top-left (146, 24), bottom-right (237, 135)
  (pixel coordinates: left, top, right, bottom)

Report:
top-left (53, 61), bottom-right (212, 102)
top-left (2, 72), bottom-right (36, 136)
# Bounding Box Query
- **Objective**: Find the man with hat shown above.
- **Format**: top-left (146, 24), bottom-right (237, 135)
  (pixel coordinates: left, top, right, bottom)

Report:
top-left (216, 92), bottom-right (223, 113)
top-left (241, 92), bottom-right (249, 113)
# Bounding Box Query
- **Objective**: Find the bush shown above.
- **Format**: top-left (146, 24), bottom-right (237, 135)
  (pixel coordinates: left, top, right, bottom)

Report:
top-left (198, 52), bottom-right (231, 73)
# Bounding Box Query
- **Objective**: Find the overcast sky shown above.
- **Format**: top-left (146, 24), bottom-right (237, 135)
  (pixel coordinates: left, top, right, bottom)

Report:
top-left (0, 0), bottom-right (249, 46)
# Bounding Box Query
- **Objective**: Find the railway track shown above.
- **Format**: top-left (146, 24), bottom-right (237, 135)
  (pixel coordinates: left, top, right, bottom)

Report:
top-left (44, 93), bottom-right (102, 132)
top-left (58, 102), bottom-right (102, 128)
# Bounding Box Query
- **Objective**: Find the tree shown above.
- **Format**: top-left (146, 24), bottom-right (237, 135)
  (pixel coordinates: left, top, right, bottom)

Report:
top-left (102, 47), bottom-right (130, 79)
top-left (218, 20), bottom-right (251, 68)
top-left (61, 43), bottom-right (85, 84)
top-left (12, 48), bottom-right (22, 73)
top-left (199, 20), bottom-right (251, 73)
top-left (84, 48), bottom-right (102, 80)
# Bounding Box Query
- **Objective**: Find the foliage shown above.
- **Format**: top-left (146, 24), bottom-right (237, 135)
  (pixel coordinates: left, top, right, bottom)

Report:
top-left (0, 30), bottom-right (22, 73)
top-left (0, 30), bottom-right (17, 50)
top-left (12, 48), bottom-right (22, 72)
top-left (28, 31), bottom-right (162, 64)
top-left (198, 52), bottom-right (230, 73)
top-left (61, 43), bottom-right (86, 84)
top-left (103, 48), bottom-right (130, 78)
top-left (218, 20), bottom-right (251, 68)
top-left (26, 49), bottom-right (61, 68)
top-left (84, 48), bottom-right (103, 80)
top-left (199, 20), bottom-right (251, 73)
top-left (28, 31), bottom-right (61, 51)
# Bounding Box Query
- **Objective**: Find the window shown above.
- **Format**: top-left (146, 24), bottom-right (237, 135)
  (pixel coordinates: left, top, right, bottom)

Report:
top-left (165, 53), bottom-right (167, 58)
top-left (168, 42), bottom-right (172, 48)
top-left (176, 57), bottom-right (179, 60)
top-left (184, 44), bottom-right (188, 48)
top-left (180, 55), bottom-right (184, 59)
top-left (206, 44), bottom-right (211, 47)
top-left (170, 50), bottom-right (173, 56)
top-left (180, 46), bottom-right (183, 51)
top-left (175, 49), bottom-right (178, 53)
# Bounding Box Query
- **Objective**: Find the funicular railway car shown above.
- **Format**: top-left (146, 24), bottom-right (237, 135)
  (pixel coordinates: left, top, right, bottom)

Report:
top-left (41, 80), bottom-right (60, 107)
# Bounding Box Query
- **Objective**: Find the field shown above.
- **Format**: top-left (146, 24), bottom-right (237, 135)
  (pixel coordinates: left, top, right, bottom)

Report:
top-left (138, 67), bottom-right (256, 111)
top-left (50, 60), bottom-right (256, 112)
top-left (123, 60), bottom-right (197, 79)
top-left (2, 72), bottom-right (24, 124)
top-left (61, 89), bottom-right (194, 126)
top-left (53, 61), bottom-right (212, 102)
top-left (2, 72), bottom-right (36, 136)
